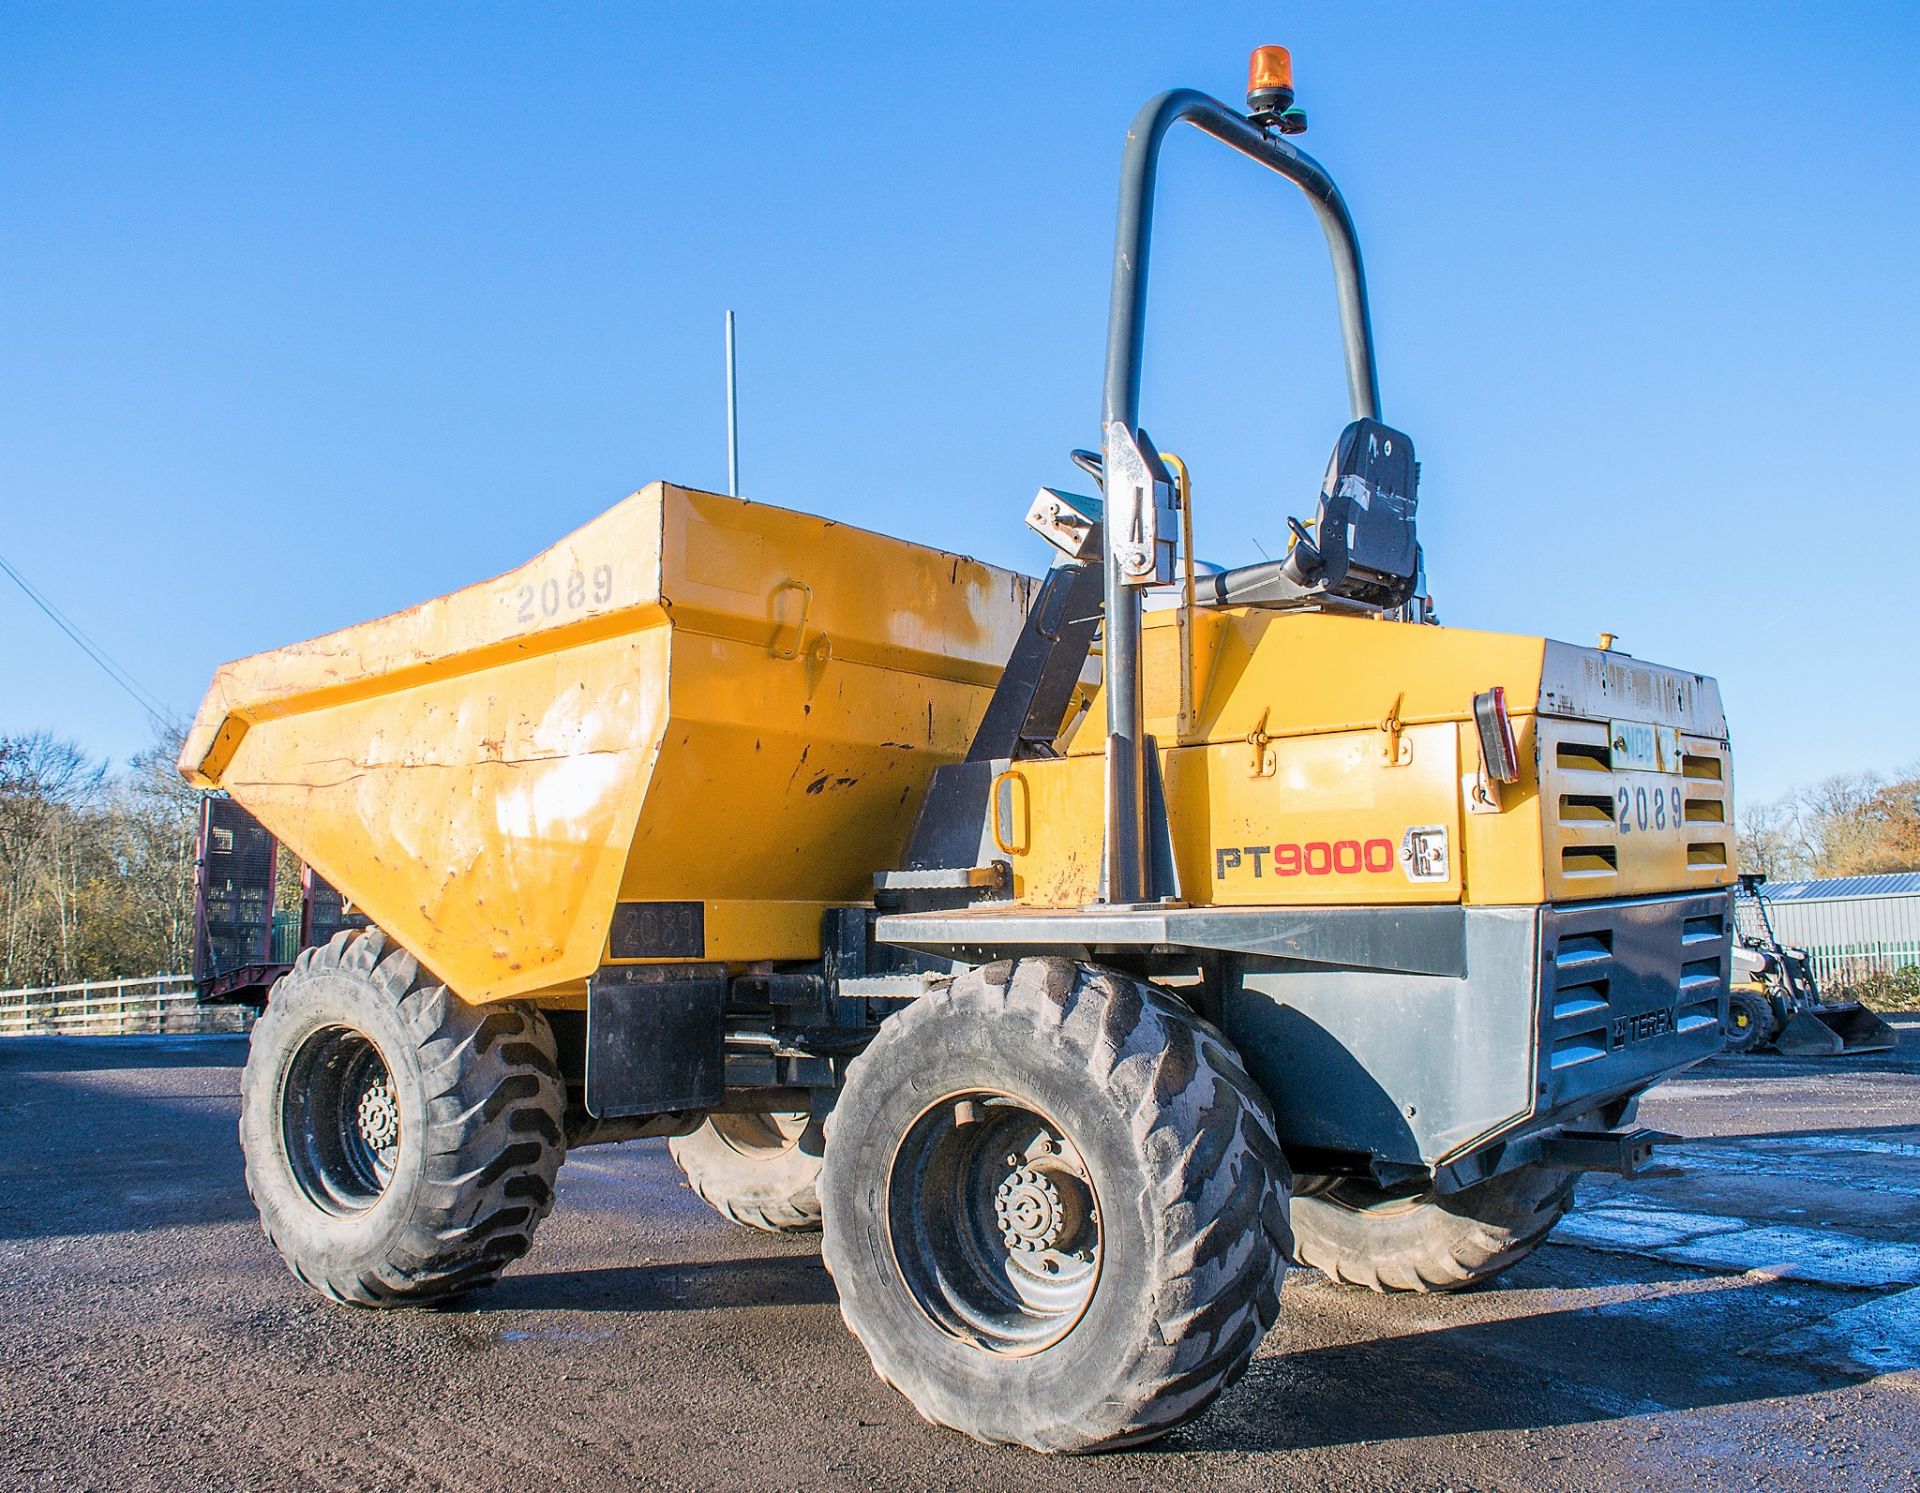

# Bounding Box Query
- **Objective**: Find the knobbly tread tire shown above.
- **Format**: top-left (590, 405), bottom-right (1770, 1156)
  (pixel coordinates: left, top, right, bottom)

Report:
top-left (668, 1114), bottom-right (824, 1233)
top-left (1290, 1163), bottom-right (1578, 1294)
top-left (819, 957), bottom-right (1292, 1454)
top-left (1724, 987), bottom-right (1774, 1056)
top-left (240, 927), bottom-right (566, 1307)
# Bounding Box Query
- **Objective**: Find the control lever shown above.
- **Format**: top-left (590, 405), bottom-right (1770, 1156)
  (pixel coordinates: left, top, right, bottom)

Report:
top-left (1283, 516), bottom-right (1322, 582)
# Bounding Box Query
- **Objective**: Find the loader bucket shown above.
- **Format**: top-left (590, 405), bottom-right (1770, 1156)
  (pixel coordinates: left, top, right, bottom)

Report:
top-left (179, 483), bottom-right (1036, 1003)
top-left (1774, 1003), bottom-right (1898, 1057)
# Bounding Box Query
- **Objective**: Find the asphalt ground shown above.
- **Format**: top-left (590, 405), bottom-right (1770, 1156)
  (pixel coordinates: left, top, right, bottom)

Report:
top-left (4, 1019), bottom-right (1919, 1492)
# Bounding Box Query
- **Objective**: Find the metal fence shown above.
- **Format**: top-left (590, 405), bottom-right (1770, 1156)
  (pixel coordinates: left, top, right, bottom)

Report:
top-left (1763, 880), bottom-right (1920, 962)
top-left (271, 909), bottom-right (301, 963)
top-left (0, 974), bottom-right (251, 1037)
top-left (1805, 940), bottom-right (1920, 989)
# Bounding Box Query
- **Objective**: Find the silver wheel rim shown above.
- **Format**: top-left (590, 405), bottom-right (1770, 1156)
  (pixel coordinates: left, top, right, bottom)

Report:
top-left (885, 1092), bottom-right (1102, 1356)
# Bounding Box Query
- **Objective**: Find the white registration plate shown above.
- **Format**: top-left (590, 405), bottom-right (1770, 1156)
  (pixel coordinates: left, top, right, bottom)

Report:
top-left (1609, 719), bottom-right (1680, 774)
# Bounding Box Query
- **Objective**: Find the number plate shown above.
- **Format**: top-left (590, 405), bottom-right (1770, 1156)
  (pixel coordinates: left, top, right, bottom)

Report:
top-left (1616, 775), bottom-right (1686, 837)
top-left (1609, 719), bottom-right (1681, 774)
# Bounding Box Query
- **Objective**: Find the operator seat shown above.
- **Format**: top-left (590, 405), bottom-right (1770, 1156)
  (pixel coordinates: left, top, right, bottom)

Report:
top-left (1206, 417), bottom-right (1419, 612)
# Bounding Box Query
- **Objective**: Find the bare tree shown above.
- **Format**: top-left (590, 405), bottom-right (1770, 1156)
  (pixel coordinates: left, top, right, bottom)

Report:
top-left (1736, 797), bottom-right (1803, 880)
top-left (112, 728), bottom-right (200, 975)
top-left (1737, 763), bottom-right (1920, 883)
top-left (0, 728), bottom-right (201, 987)
top-left (0, 733), bottom-right (108, 985)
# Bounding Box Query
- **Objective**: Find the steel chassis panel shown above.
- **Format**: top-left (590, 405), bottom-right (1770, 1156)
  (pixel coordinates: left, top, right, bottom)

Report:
top-left (876, 893), bottom-right (1728, 1179)
top-left (875, 903), bottom-right (1466, 978)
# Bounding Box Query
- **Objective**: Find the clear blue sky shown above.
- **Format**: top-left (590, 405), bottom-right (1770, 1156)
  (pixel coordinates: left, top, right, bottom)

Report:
top-left (2, 3), bottom-right (1915, 804)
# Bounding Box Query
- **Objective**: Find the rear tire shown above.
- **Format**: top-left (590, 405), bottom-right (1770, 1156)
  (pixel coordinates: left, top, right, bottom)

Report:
top-left (1725, 987), bottom-right (1774, 1055)
top-left (1290, 1163), bottom-right (1577, 1293)
top-left (669, 1111), bottom-right (824, 1232)
top-left (820, 958), bottom-right (1291, 1453)
top-left (240, 928), bottom-right (566, 1306)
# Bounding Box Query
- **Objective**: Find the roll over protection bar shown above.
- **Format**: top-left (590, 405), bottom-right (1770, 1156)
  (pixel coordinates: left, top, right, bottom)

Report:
top-left (1096, 88), bottom-right (1382, 904)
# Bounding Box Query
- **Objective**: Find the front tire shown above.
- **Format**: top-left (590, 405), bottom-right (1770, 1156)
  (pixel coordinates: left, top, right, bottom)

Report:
top-left (820, 958), bottom-right (1291, 1453)
top-left (1724, 987), bottom-right (1774, 1055)
top-left (240, 928), bottom-right (566, 1306)
top-left (1290, 1163), bottom-right (1577, 1293)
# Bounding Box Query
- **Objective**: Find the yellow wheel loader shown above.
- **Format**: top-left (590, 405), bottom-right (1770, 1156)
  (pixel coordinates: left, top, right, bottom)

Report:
top-left (1725, 874), bottom-right (1894, 1056)
top-left (180, 48), bottom-right (1735, 1453)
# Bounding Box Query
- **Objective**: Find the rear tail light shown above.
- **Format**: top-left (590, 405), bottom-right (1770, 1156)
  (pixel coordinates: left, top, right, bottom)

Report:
top-left (1474, 687), bottom-right (1521, 783)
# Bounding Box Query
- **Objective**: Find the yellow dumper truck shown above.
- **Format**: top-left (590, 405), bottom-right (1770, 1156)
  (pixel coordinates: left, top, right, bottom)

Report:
top-left (181, 50), bottom-right (1735, 1453)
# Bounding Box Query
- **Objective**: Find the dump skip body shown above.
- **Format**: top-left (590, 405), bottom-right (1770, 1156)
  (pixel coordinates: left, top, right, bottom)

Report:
top-left (180, 483), bottom-right (1036, 1002)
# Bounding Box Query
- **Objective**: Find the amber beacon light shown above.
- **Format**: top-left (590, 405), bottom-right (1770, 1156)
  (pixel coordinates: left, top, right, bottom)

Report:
top-left (1247, 45), bottom-right (1308, 134)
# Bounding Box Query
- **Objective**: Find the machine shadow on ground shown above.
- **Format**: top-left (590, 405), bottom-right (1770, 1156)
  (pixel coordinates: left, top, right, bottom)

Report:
top-left (483, 1253), bottom-right (837, 1315)
top-left (1166, 1267), bottom-right (1860, 1455)
top-left (1693, 1020), bottom-right (1918, 1086)
top-left (0, 1038), bottom-right (255, 1242)
top-left (1697, 1120), bottom-right (1920, 1144)
top-left (0, 1032), bottom-right (249, 1073)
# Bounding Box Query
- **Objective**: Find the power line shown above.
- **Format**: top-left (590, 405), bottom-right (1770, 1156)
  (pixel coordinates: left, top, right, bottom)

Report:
top-left (0, 549), bottom-right (184, 733)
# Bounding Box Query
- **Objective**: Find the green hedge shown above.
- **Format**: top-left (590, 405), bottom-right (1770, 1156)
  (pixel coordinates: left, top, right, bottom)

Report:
top-left (1829, 963), bottom-right (1920, 1013)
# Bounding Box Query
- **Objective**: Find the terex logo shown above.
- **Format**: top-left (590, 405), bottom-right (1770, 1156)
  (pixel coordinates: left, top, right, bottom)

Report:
top-left (1611, 1007), bottom-right (1675, 1050)
top-left (1215, 838), bottom-right (1396, 880)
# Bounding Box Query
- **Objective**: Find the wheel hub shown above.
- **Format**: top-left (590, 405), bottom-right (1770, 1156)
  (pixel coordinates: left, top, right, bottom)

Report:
top-left (995, 1165), bottom-right (1065, 1253)
top-left (356, 1077), bottom-right (400, 1153)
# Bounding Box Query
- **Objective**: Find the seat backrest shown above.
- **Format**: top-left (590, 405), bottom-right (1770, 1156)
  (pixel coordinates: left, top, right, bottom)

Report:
top-left (1205, 418), bottom-right (1420, 613)
top-left (1308, 417), bottom-right (1419, 608)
